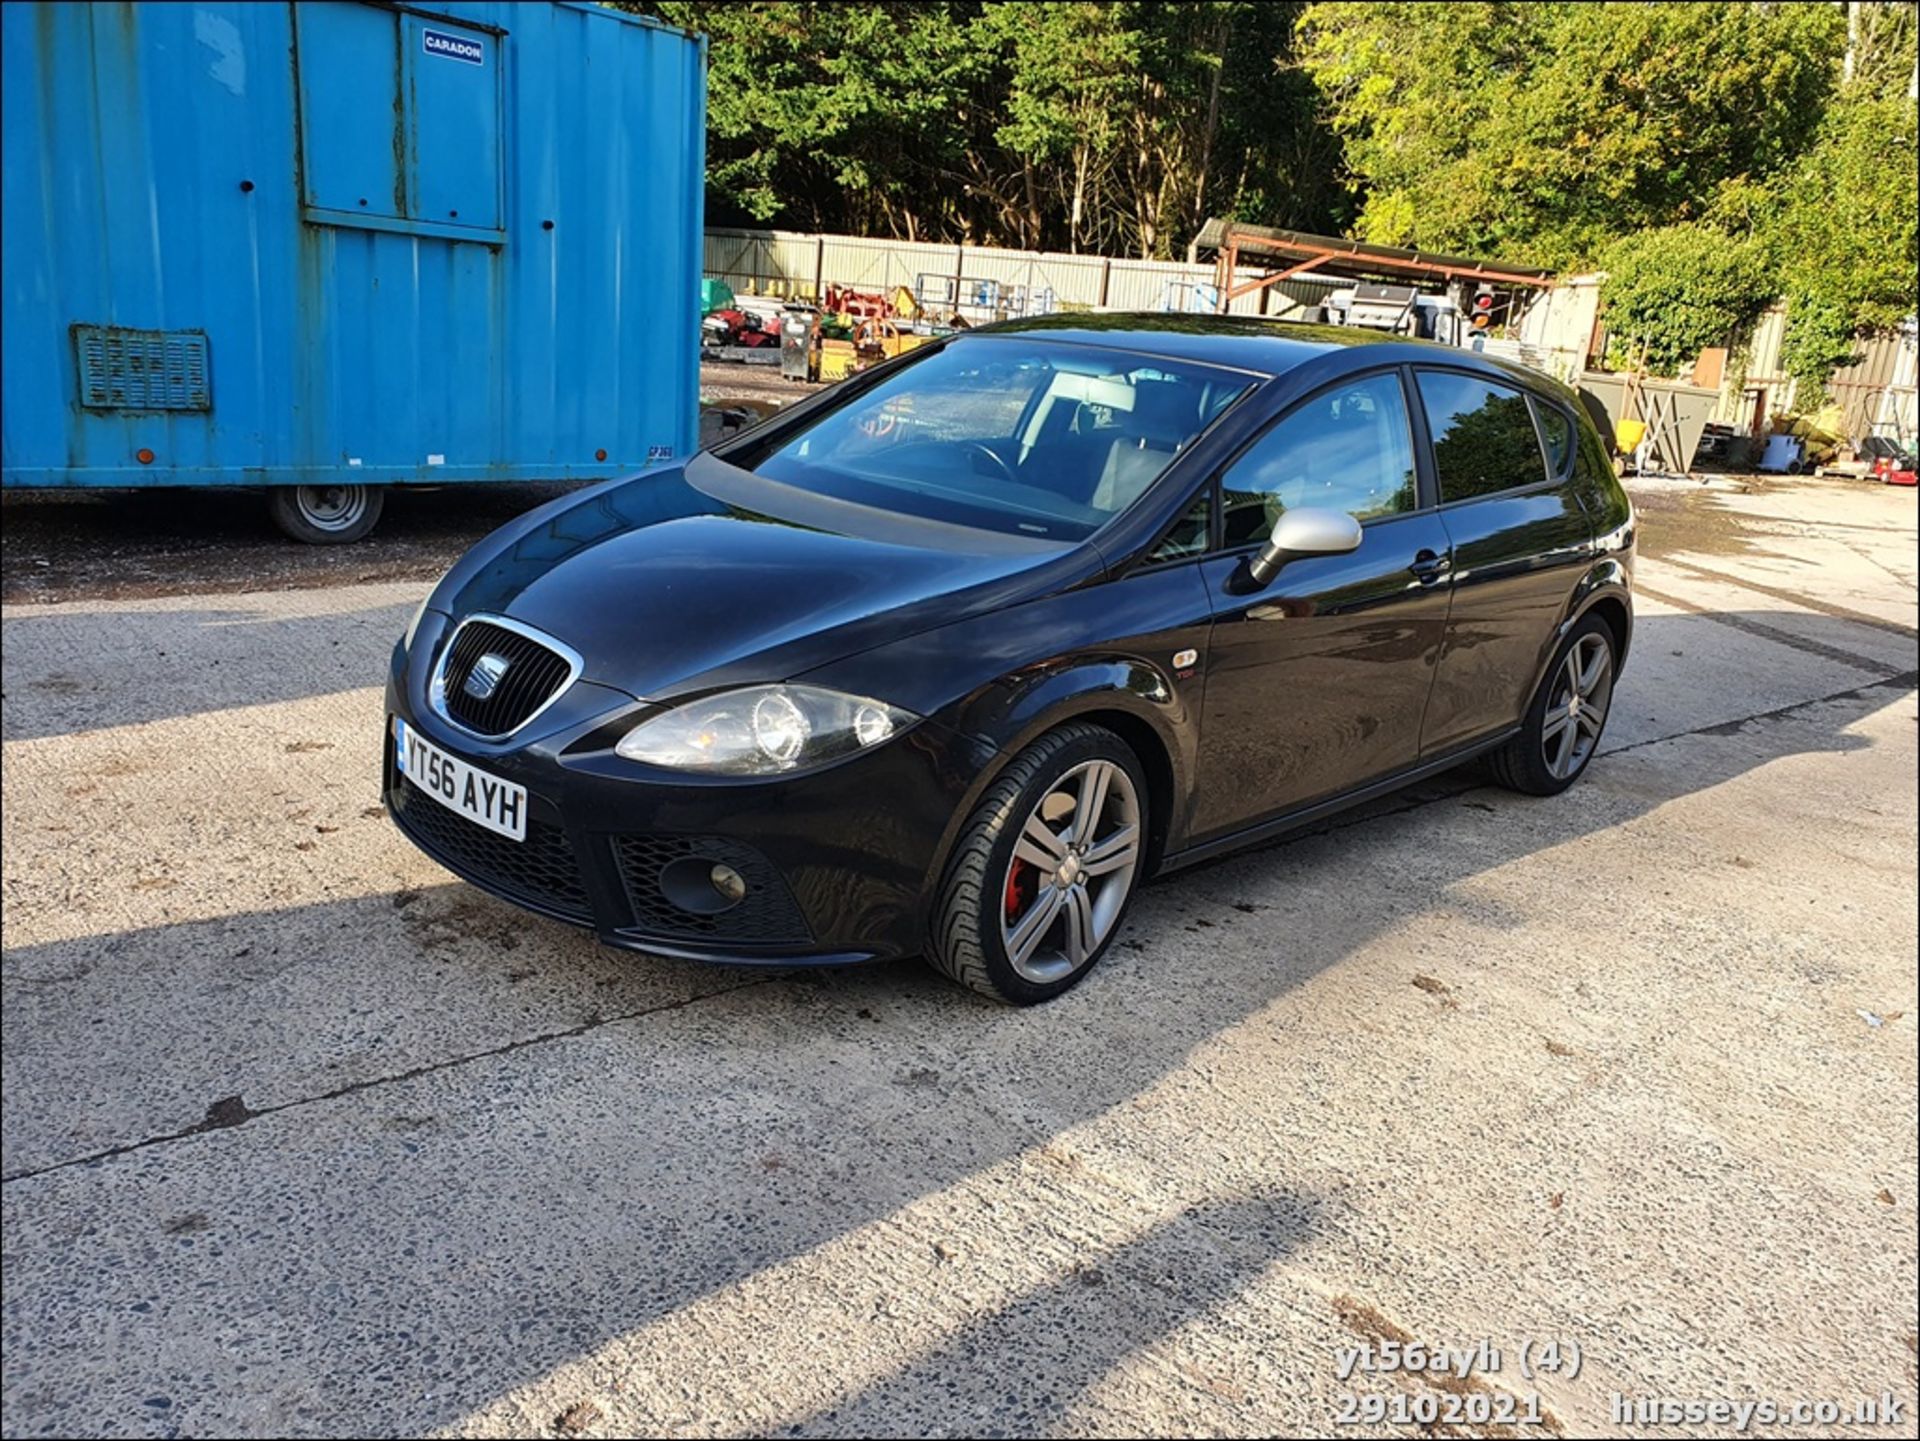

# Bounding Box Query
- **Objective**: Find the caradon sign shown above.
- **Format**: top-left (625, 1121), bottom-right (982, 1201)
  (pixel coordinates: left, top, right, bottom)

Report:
top-left (422, 28), bottom-right (484, 65)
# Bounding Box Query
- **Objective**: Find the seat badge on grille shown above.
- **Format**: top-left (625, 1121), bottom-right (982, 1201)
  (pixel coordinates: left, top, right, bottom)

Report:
top-left (465, 653), bottom-right (511, 701)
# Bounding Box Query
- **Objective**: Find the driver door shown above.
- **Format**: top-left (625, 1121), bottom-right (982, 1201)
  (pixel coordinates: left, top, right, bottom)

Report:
top-left (1191, 368), bottom-right (1453, 841)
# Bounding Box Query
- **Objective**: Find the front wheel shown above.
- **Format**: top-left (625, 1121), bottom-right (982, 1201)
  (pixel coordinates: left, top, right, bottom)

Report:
top-left (1487, 613), bottom-right (1617, 796)
top-left (928, 723), bottom-right (1148, 1005)
top-left (267, 483), bottom-right (385, 544)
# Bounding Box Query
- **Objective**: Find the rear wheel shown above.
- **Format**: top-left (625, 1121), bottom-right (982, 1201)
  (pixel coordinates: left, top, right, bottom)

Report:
top-left (1487, 613), bottom-right (1617, 796)
top-left (928, 723), bottom-right (1147, 1005)
top-left (267, 483), bottom-right (384, 544)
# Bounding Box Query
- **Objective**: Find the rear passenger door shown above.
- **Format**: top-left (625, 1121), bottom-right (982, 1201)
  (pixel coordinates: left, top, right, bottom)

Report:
top-left (1415, 370), bottom-right (1595, 755)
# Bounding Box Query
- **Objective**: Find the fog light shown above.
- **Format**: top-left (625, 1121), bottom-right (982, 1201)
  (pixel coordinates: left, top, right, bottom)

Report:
top-left (710, 863), bottom-right (747, 905)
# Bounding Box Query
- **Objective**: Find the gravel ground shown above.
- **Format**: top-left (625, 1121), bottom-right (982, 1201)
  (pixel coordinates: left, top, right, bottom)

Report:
top-left (1, 471), bottom-right (1915, 1438)
top-left (0, 366), bottom-right (820, 606)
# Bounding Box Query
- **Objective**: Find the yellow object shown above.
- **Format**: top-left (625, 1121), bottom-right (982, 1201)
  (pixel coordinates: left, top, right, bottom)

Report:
top-left (1788, 402), bottom-right (1847, 465)
top-left (892, 286), bottom-right (920, 319)
top-left (817, 340), bottom-right (858, 383)
top-left (1614, 418), bottom-right (1647, 453)
top-left (1789, 402), bottom-right (1846, 445)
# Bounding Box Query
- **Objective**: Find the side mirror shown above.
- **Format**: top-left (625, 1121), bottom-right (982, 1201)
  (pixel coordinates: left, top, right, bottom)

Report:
top-left (1242, 507), bottom-right (1363, 588)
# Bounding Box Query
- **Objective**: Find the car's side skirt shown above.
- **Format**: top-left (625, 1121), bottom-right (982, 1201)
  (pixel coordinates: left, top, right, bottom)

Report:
top-left (1156, 726), bottom-right (1522, 874)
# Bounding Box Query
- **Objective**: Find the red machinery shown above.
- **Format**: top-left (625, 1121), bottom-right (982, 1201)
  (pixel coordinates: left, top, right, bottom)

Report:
top-left (700, 308), bottom-right (779, 350)
top-left (824, 284), bottom-right (892, 321)
top-left (1864, 437), bottom-right (1918, 486)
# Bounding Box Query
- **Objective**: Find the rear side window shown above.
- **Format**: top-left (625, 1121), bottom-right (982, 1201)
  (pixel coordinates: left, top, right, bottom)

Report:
top-left (1220, 371), bottom-right (1418, 547)
top-left (1533, 399), bottom-right (1573, 476)
top-left (1416, 371), bottom-right (1549, 502)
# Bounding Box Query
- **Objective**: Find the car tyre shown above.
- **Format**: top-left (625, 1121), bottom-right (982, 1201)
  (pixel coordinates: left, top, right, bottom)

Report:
top-left (928, 722), bottom-right (1149, 1005)
top-left (1487, 611), bottom-right (1618, 796)
top-left (267, 483), bottom-right (385, 544)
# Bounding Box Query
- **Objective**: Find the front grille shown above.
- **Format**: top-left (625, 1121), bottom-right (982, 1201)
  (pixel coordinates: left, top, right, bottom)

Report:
top-left (615, 834), bottom-right (811, 945)
top-left (438, 619), bottom-right (575, 737)
top-left (391, 778), bottom-right (593, 925)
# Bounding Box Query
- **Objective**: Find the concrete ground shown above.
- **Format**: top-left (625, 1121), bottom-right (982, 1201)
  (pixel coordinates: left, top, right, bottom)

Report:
top-left (2, 473), bottom-right (1915, 1439)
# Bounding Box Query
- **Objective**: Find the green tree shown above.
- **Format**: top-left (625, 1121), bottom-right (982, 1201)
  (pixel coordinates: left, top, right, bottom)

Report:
top-left (1292, 2), bottom-right (1527, 255)
top-left (1211, 3), bottom-right (1351, 235)
top-left (1842, 0), bottom-right (1920, 94)
top-left (633, 2), bottom-right (988, 238)
top-left (1766, 4), bottom-right (1919, 396)
top-left (628, 0), bottom-right (1917, 393)
top-left (977, 2), bottom-right (1135, 252)
top-left (1115, 2), bottom-right (1344, 256)
top-left (627, 0), bottom-right (1343, 256)
top-left (1297, 1), bottom-right (1847, 269)
top-left (1598, 225), bottom-right (1774, 376)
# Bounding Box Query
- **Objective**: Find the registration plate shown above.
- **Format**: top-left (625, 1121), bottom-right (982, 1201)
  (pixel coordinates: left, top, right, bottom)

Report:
top-left (393, 717), bottom-right (527, 841)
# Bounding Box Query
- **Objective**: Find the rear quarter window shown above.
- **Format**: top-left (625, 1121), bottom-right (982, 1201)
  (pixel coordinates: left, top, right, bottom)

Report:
top-left (1532, 399), bottom-right (1573, 477)
top-left (1571, 404), bottom-right (1634, 537)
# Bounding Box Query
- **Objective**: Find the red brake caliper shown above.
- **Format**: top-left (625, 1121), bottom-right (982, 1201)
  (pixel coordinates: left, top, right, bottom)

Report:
top-left (1005, 858), bottom-right (1032, 922)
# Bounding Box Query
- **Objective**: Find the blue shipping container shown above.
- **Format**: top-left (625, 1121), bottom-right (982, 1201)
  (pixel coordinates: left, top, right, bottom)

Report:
top-left (1, 1), bottom-right (705, 505)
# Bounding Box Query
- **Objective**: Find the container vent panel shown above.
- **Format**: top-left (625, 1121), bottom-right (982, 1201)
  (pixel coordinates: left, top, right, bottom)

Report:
top-left (74, 326), bottom-right (211, 411)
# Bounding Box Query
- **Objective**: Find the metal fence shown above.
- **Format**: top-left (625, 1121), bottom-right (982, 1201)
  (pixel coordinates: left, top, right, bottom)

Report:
top-left (1828, 324), bottom-right (1919, 446)
top-left (702, 226), bottom-right (1345, 321)
top-left (1715, 305), bottom-right (1918, 446)
top-left (705, 227), bottom-right (1918, 449)
top-left (1518, 283), bottom-right (1916, 447)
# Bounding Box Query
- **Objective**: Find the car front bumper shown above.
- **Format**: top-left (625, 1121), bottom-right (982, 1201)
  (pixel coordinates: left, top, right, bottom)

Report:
top-left (382, 619), bottom-right (995, 966)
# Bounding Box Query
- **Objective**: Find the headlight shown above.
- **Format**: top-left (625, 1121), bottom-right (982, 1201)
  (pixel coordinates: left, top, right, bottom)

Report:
top-left (403, 593), bottom-right (433, 651)
top-left (614, 684), bottom-right (918, 775)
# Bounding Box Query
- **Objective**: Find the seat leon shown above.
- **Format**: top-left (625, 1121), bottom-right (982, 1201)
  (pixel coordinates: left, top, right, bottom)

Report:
top-left (385, 315), bottom-right (1634, 1003)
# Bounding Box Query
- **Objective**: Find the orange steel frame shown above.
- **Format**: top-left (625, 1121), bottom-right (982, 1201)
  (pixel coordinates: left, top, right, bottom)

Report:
top-left (1212, 235), bottom-right (1554, 311)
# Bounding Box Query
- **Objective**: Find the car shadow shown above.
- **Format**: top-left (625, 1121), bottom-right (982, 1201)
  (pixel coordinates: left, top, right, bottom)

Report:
top-left (780, 1190), bottom-right (1320, 1437)
top-left (0, 619), bottom-right (1912, 1435)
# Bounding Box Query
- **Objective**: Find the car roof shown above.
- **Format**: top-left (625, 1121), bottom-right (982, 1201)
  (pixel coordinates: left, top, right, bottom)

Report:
top-left (962, 312), bottom-right (1560, 396)
top-left (963, 312), bottom-right (1399, 377)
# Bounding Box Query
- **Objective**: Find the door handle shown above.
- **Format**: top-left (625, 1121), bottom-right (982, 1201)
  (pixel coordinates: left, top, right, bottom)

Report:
top-left (1409, 550), bottom-right (1452, 584)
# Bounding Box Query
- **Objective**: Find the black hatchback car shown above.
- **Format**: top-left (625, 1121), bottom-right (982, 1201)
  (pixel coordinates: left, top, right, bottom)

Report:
top-left (386, 316), bottom-right (1633, 1003)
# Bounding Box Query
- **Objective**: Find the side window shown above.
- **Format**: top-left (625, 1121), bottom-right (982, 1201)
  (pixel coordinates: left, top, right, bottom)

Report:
top-left (1220, 372), bottom-right (1418, 548)
top-left (1147, 488), bottom-right (1212, 563)
top-left (1533, 398), bottom-right (1572, 476)
top-left (1416, 371), bottom-right (1549, 502)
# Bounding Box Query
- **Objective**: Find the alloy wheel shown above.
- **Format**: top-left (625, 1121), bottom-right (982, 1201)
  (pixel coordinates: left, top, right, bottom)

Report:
top-left (1541, 632), bottom-right (1613, 780)
top-left (1000, 758), bottom-right (1141, 983)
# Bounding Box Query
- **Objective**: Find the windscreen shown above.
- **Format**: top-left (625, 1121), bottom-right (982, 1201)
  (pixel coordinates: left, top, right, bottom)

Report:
top-left (750, 339), bottom-right (1251, 541)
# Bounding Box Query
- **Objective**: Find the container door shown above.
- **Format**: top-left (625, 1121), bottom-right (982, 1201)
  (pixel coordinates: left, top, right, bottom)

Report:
top-left (403, 15), bottom-right (503, 232)
top-left (294, 2), bottom-right (405, 222)
top-left (294, 2), bottom-right (504, 242)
